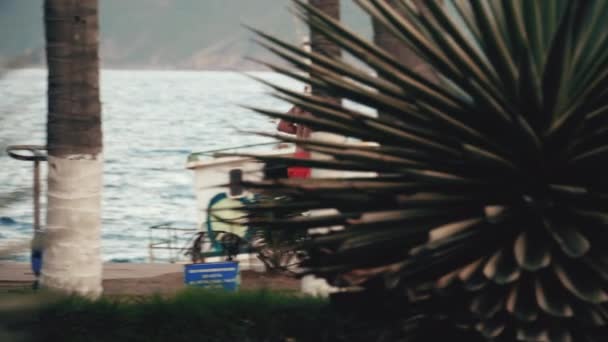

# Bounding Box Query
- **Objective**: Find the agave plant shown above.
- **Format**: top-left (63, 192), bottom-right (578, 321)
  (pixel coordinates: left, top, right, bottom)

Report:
top-left (239, 0), bottom-right (608, 340)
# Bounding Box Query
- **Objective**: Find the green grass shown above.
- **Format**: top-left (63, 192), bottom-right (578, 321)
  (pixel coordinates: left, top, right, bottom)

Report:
top-left (2, 289), bottom-right (337, 342)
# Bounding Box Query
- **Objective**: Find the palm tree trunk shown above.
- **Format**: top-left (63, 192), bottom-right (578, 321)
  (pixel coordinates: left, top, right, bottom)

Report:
top-left (307, 0), bottom-right (344, 176)
top-left (41, 0), bottom-right (103, 298)
top-left (372, 0), bottom-right (438, 83)
top-left (309, 0), bottom-right (341, 102)
top-left (302, 1), bottom-right (345, 297)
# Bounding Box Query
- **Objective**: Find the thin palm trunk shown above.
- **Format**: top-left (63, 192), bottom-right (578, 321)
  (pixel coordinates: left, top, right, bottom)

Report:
top-left (372, 0), bottom-right (438, 84)
top-left (309, 0), bottom-right (341, 103)
top-left (303, 0), bottom-right (344, 296)
top-left (308, 0), bottom-right (344, 167)
top-left (42, 0), bottom-right (103, 297)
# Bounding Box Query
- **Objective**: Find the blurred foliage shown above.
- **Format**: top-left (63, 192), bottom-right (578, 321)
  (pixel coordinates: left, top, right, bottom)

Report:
top-left (0, 288), bottom-right (367, 342)
top-left (0, 287), bottom-right (488, 341)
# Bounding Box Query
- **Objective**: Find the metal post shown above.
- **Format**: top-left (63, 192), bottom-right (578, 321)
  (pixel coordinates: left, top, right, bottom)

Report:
top-left (33, 160), bottom-right (41, 232)
top-left (6, 145), bottom-right (47, 231)
top-left (7, 145), bottom-right (47, 289)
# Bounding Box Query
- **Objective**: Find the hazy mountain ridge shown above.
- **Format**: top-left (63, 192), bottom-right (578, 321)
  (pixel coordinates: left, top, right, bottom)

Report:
top-left (1, 0), bottom-right (371, 70)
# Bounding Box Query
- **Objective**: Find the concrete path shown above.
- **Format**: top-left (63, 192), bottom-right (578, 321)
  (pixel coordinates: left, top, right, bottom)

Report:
top-left (0, 262), bottom-right (183, 282)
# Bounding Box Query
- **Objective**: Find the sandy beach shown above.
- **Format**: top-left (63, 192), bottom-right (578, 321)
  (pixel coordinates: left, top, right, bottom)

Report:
top-left (0, 262), bottom-right (299, 296)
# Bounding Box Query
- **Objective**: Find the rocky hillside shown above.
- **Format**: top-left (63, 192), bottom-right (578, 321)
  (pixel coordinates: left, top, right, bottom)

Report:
top-left (0, 0), bottom-right (371, 70)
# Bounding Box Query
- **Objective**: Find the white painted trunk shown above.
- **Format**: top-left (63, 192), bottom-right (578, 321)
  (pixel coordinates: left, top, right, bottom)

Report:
top-left (310, 131), bottom-right (347, 179)
top-left (300, 132), bottom-right (345, 296)
top-left (41, 155), bottom-right (103, 298)
top-left (301, 274), bottom-right (339, 297)
top-left (302, 133), bottom-right (379, 296)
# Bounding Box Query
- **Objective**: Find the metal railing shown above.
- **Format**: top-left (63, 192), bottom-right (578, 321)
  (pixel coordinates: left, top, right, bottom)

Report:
top-left (148, 222), bottom-right (197, 263)
top-left (187, 141), bottom-right (292, 162)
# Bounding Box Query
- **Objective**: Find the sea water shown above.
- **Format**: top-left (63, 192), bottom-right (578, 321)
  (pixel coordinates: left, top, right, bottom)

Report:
top-left (0, 69), bottom-right (302, 262)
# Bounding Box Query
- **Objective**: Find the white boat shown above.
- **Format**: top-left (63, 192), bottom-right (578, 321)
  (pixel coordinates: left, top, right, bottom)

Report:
top-left (180, 142), bottom-right (295, 270)
top-left (149, 136), bottom-right (376, 295)
top-left (186, 143), bottom-right (295, 231)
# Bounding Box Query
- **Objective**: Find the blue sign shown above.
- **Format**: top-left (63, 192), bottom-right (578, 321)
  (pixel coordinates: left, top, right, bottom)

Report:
top-left (184, 261), bottom-right (240, 291)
